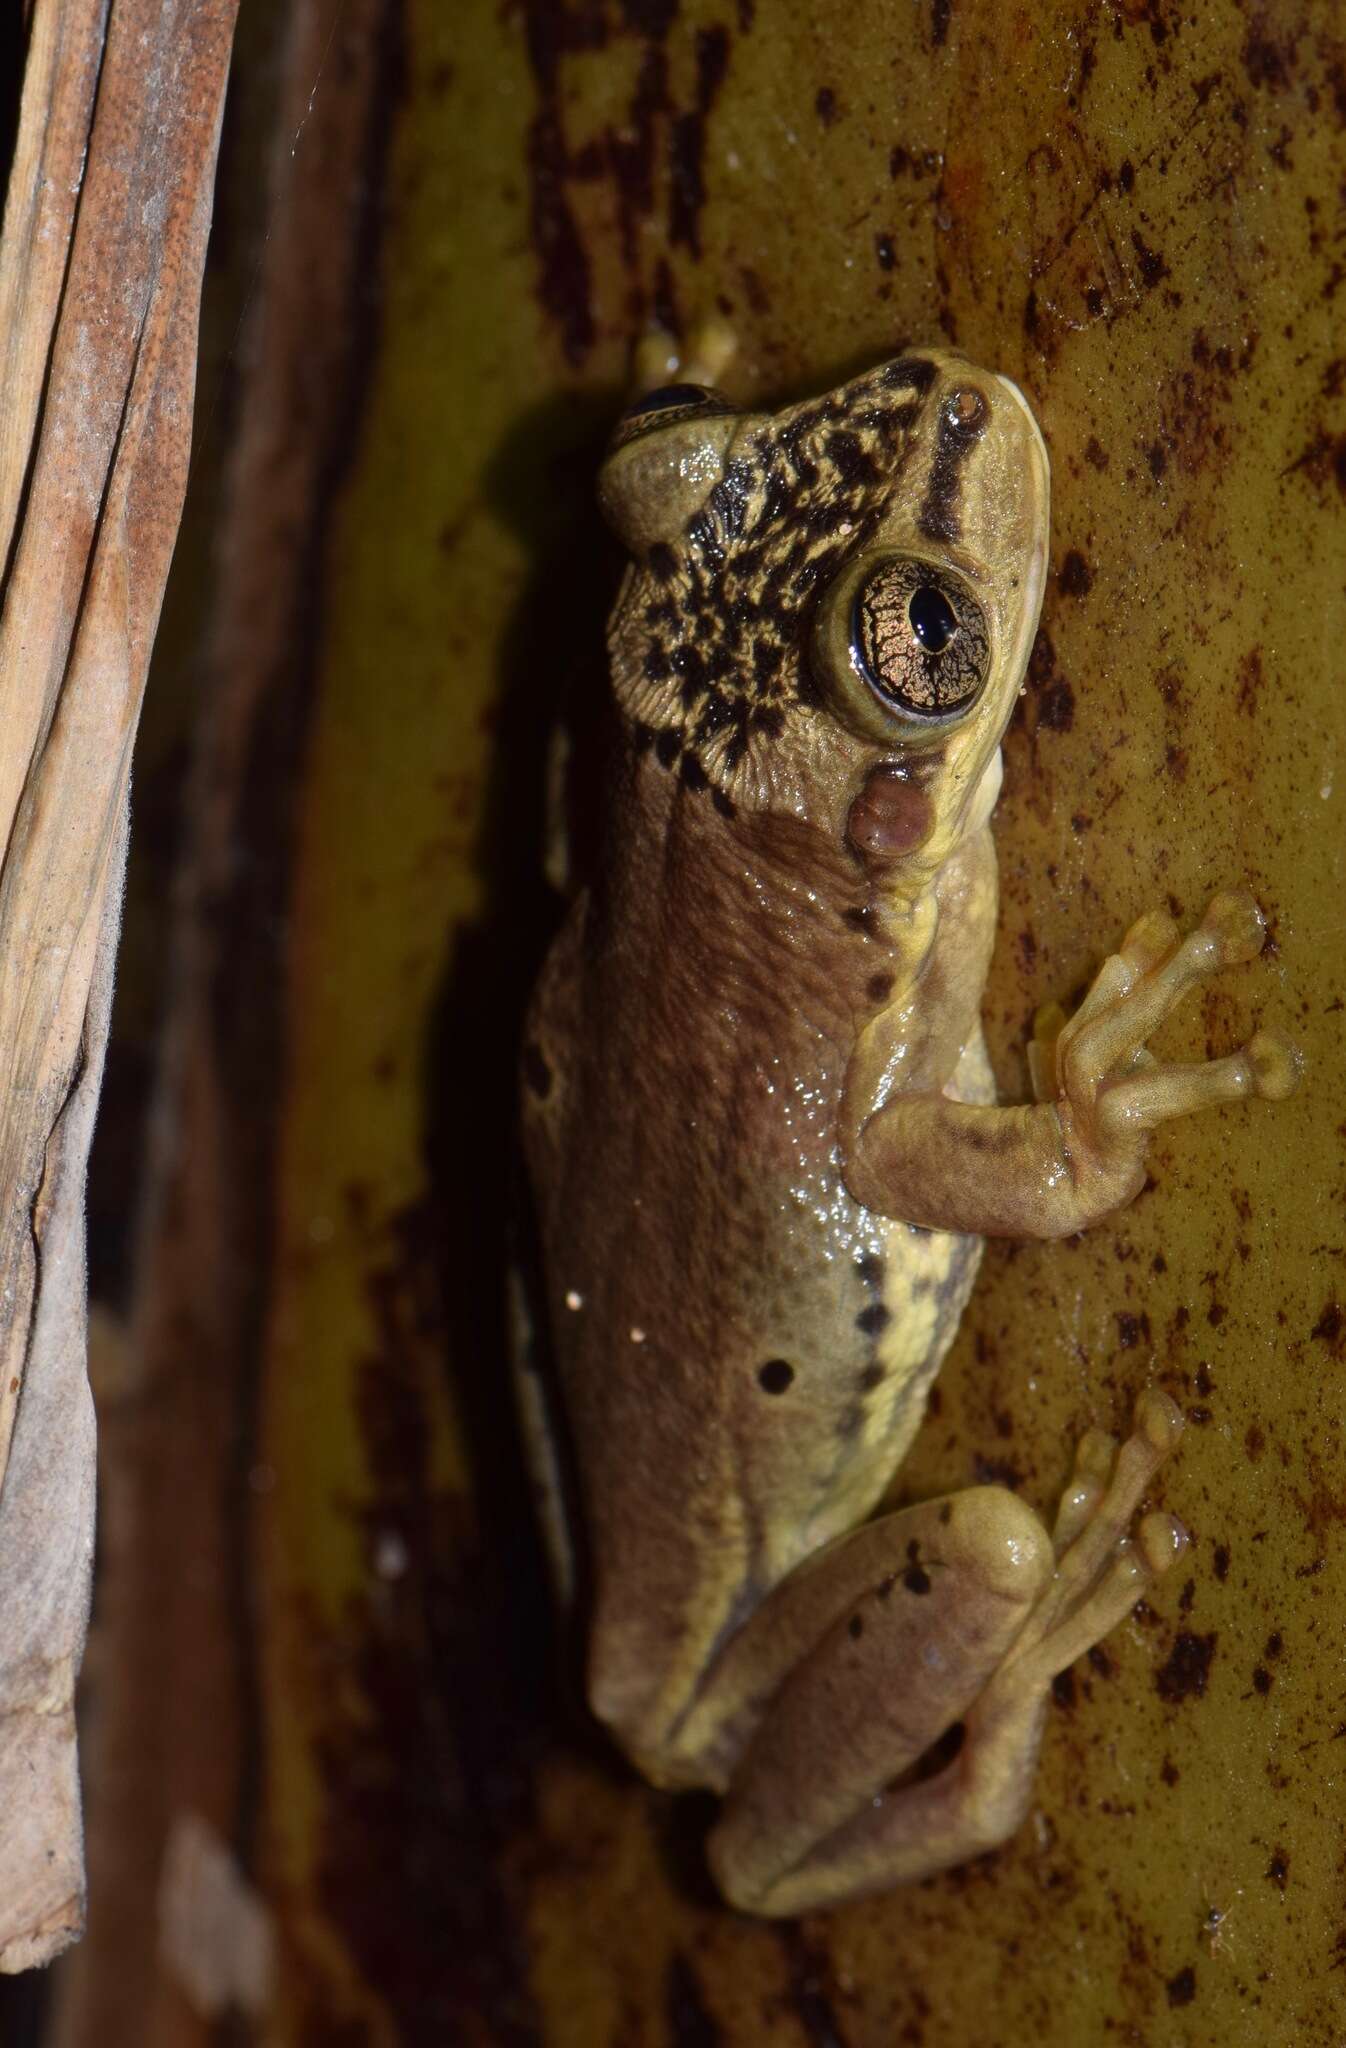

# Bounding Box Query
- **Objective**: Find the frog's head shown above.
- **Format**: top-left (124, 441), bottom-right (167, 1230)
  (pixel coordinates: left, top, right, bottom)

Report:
top-left (598, 350), bottom-right (1049, 879)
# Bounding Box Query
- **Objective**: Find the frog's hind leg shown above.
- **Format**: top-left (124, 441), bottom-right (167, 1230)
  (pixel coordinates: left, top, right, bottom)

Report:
top-left (705, 1392), bottom-right (1186, 1917)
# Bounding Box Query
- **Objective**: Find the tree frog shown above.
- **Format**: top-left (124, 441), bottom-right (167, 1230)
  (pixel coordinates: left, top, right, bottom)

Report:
top-left (517, 332), bottom-right (1299, 1916)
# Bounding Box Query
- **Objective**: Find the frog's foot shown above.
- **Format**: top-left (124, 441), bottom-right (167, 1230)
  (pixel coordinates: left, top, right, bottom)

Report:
top-left (985, 1389), bottom-right (1187, 1701)
top-left (631, 319), bottom-right (737, 398)
top-left (700, 1393), bottom-right (1186, 1917)
top-left (1053, 892), bottom-right (1300, 1197)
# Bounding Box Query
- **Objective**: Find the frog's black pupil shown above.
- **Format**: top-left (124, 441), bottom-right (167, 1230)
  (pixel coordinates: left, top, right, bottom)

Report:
top-left (908, 586), bottom-right (957, 653)
top-left (624, 382), bottom-right (708, 417)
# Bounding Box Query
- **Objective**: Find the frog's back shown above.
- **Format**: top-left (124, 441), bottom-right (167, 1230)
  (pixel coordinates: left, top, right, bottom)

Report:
top-left (521, 772), bottom-right (982, 1751)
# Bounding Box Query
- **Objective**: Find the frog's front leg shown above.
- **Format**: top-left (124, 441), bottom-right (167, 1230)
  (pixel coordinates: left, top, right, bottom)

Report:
top-left (847, 891), bottom-right (1300, 1239)
top-left (673, 1393), bottom-right (1184, 1917)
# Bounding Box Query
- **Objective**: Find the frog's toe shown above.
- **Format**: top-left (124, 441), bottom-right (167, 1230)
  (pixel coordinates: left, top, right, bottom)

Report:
top-left (1246, 1028), bottom-right (1303, 1101)
top-left (1051, 1426), bottom-right (1117, 1551)
top-left (1200, 889), bottom-right (1266, 968)
top-left (1005, 1391), bottom-right (1185, 1684)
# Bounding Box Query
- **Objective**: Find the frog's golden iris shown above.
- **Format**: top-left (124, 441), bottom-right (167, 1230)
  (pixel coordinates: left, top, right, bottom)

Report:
top-left (850, 556), bottom-right (990, 721)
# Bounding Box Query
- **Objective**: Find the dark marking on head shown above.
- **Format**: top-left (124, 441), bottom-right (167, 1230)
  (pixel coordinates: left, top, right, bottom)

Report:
top-left (1165, 1967), bottom-right (1197, 2009)
top-left (858, 1362), bottom-right (885, 1392)
top-left (758, 1358), bottom-right (795, 1395)
top-left (855, 1250), bottom-right (884, 1285)
top-left (612, 358), bottom-right (942, 800)
top-left (848, 1613), bottom-right (864, 1639)
top-left (883, 355), bottom-right (937, 394)
top-left (866, 971), bottom-right (895, 1002)
top-left (918, 385), bottom-right (989, 542)
top-left (855, 1301), bottom-right (891, 1337)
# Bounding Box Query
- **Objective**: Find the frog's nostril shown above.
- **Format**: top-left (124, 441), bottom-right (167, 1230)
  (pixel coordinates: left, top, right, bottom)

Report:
top-left (945, 386), bottom-right (988, 429)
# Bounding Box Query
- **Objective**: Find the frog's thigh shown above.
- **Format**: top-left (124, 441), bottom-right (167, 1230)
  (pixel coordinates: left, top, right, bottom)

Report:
top-left (701, 1488), bottom-right (1052, 1915)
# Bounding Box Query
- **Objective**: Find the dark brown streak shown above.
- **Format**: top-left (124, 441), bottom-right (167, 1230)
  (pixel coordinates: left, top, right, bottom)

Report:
top-left (918, 389), bottom-right (988, 543)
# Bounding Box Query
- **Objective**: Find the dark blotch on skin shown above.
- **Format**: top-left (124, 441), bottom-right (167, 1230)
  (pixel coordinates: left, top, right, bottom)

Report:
top-left (522, 1042), bottom-right (553, 1099)
top-left (875, 232), bottom-right (896, 271)
top-left (1252, 1665), bottom-right (1272, 1694)
top-left (1166, 1967), bottom-right (1197, 2009)
top-left (858, 1362), bottom-right (885, 1392)
top-left (815, 85), bottom-right (838, 125)
top-left (1155, 1630), bottom-right (1216, 1703)
top-left (758, 1358), bottom-right (795, 1395)
top-left (1212, 1543), bottom-right (1231, 1581)
top-left (903, 1541), bottom-right (932, 1595)
top-left (856, 1302), bottom-right (891, 1337)
top-left (848, 1614), bottom-right (864, 1639)
top-left (867, 971), bottom-right (895, 1001)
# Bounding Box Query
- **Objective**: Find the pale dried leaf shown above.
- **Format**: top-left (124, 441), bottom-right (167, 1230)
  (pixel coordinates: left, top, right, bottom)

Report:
top-left (0, 0), bottom-right (238, 1972)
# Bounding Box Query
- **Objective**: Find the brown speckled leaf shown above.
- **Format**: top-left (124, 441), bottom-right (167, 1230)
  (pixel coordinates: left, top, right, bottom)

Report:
top-left (0, 0), bottom-right (236, 1972)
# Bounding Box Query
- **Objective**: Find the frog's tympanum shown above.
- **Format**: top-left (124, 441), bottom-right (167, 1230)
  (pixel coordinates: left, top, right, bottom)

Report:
top-left (518, 334), bottom-right (1299, 1916)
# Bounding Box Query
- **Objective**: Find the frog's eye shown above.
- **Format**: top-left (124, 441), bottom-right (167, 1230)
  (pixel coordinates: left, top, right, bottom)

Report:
top-left (813, 554), bottom-right (991, 739)
top-left (851, 561), bottom-right (989, 720)
top-left (600, 386), bottom-right (741, 553)
top-left (623, 382), bottom-right (717, 418)
top-left (608, 382), bottom-right (736, 455)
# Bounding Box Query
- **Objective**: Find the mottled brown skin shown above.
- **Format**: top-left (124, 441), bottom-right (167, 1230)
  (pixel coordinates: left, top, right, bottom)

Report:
top-left (519, 340), bottom-right (1299, 1916)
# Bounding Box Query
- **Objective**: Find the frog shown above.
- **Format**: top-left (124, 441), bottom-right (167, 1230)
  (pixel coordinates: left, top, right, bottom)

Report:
top-left (516, 328), bottom-right (1300, 1917)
